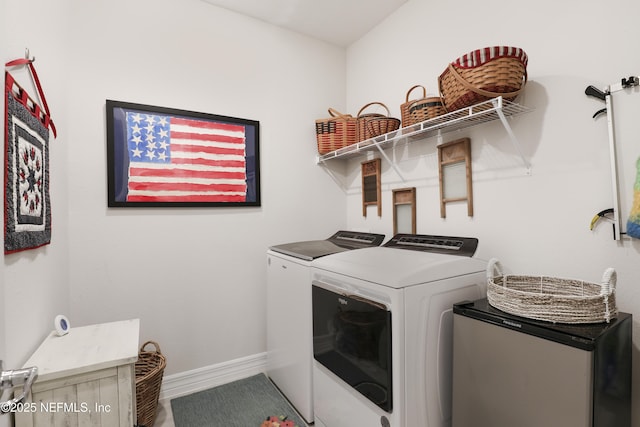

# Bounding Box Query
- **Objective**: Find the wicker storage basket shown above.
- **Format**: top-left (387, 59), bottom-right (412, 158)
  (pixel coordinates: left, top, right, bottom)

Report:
top-left (408, 96), bottom-right (446, 124)
top-left (400, 85), bottom-right (426, 127)
top-left (357, 102), bottom-right (400, 141)
top-left (136, 341), bottom-right (167, 427)
top-left (438, 46), bottom-right (528, 112)
top-left (366, 116), bottom-right (401, 139)
top-left (486, 258), bottom-right (617, 324)
top-left (315, 108), bottom-right (357, 154)
top-left (400, 85), bottom-right (446, 127)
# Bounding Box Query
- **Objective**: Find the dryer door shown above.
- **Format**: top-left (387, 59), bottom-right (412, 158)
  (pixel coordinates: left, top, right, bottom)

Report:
top-left (312, 283), bottom-right (393, 412)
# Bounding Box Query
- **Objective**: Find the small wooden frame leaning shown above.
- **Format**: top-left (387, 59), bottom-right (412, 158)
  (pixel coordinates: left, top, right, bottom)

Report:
top-left (438, 137), bottom-right (473, 218)
top-left (362, 159), bottom-right (381, 217)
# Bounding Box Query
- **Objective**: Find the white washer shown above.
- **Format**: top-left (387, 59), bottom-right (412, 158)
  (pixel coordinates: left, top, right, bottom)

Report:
top-left (310, 234), bottom-right (487, 427)
top-left (266, 231), bottom-right (384, 424)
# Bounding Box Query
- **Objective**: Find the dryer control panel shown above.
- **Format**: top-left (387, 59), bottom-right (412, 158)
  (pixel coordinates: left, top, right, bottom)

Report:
top-left (329, 230), bottom-right (385, 249)
top-left (383, 233), bottom-right (478, 257)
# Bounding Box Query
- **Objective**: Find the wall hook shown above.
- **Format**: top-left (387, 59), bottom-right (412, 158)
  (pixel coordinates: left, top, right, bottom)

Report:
top-left (24, 48), bottom-right (35, 63)
top-left (621, 76), bottom-right (639, 88)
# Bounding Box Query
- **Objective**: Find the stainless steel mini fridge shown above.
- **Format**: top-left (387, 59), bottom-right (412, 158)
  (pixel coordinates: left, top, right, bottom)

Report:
top-left (452, 299), bottom-right (631, 427)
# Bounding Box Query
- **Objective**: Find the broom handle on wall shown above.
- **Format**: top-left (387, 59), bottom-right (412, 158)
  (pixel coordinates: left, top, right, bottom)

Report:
top-left (605, 77), bottom-right (639, 240)
top-left (605, 91), bottom-right (622, 240)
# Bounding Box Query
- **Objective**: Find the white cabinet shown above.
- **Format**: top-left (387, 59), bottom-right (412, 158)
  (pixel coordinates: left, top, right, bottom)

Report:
top-left (15, 319), bottom-right (139, 427)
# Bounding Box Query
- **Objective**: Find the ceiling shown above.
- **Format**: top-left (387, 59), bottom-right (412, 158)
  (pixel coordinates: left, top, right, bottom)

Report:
top-left (200, 0), bottom-right (408, 47)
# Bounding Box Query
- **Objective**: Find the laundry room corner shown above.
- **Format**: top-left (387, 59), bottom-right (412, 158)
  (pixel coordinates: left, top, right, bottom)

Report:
top-left (2, 0), bottom-right (350, 406)
top-left (342, 0), bottom-right (640, 424)
top-left (1, 0), bottom-right (640, 425)
top-left (62, 0), bottom-right (350, 378)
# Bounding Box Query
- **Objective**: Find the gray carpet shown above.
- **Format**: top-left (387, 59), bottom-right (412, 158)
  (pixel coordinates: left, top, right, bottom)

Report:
top-left (170, 374), bottom-right (308, 426)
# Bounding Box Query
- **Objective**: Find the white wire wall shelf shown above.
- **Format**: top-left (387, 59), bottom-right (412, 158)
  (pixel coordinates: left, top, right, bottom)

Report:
top-left (316, 96), bottom-right (534, 178)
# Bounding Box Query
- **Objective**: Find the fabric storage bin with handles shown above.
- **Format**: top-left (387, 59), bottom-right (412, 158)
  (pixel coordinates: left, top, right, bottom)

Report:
top-left (438, 46), bottom-right (528, 112)
top-left (315, 108), bottom-right (357, 154)
top-left (400, 85), bottom-right (446, 127)
top-left (356, 102), bottom-right (400, 142)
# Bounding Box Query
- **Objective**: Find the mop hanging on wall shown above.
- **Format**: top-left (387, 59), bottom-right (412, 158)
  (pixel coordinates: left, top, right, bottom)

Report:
top-left (4, 51), bottom-right (57, 254)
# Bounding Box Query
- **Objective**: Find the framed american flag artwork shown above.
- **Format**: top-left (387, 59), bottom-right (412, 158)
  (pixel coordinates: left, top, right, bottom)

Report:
top-left (106, 100), bottom-right (260, 207)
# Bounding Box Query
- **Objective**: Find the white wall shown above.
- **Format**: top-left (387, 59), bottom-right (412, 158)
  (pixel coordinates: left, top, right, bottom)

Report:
top-left (63, 0), bottom-right (346, 375)
top-left (344, 0), bottom-right (640, 423)
top-left (1, 0), bottom-right (347, 400)
top-left (2, 0), bottom-right (70, 377)
top-left (0, 0), bottom-right (347, 402)
top-left (1, 1), bottom-right (70, 426)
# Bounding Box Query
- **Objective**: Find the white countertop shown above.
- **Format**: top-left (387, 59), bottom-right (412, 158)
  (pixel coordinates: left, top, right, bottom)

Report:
top-left (23, 319), bottom-right (140, 382)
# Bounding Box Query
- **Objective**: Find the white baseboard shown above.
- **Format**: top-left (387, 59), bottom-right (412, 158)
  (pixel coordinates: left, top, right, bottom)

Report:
top-left (159, 352), bottom-right (267, 401)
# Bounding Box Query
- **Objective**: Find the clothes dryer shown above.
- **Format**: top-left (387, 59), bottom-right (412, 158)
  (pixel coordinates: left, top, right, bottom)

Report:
top-left (266, 231), bottom-right (384, 423)
top-left (310, 234), bottom-right (486, 427)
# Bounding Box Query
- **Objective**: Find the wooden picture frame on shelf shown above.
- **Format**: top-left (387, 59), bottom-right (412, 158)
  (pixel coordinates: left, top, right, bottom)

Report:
top-left (362, 159), bottom-right (381, 217)
top-left (392, 187), bottom-right (416, 234)
top-left (438, 137), bottom-right (473, 218)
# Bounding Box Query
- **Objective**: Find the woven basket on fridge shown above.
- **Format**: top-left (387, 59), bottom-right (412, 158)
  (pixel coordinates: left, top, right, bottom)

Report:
top-left (315, 108), bottom-right (357, 154)
top-left (135, 341), bottom-right (167, 427)
top-left (357, 102), bottom-right (400, 141)
top-left (438, 46), bottom-right (528, 112)
top-left (486, 258), bottom-right (618, 324)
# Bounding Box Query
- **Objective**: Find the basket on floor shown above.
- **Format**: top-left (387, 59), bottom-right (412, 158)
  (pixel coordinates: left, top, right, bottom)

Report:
top-left (357, 102), bottom-right (400, 141)
top-left (136, 341), bottom-right (167, 427)
top-left (315, 108), bottom-right (357, 154)
top-left (486, 258), bottom-right (617, 324)
top-left (438, 46), bottom-right (528, 112)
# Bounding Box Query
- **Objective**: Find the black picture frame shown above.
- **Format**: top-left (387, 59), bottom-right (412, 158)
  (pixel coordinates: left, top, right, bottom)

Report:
top-left (106, 100), bottom-right (260, 207)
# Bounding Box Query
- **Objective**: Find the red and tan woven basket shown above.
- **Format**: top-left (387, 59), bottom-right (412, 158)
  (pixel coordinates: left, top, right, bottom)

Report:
top-left (357, 102), bottom-right (400, 141)
top-left (315, 108), bottom-right (357, 154)
top-left (438, 46), bottom-right (528, 112)
top-left (401, 85), bottom-right (446, 127)
top-left (136, 341), bottom-right (167, 427)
